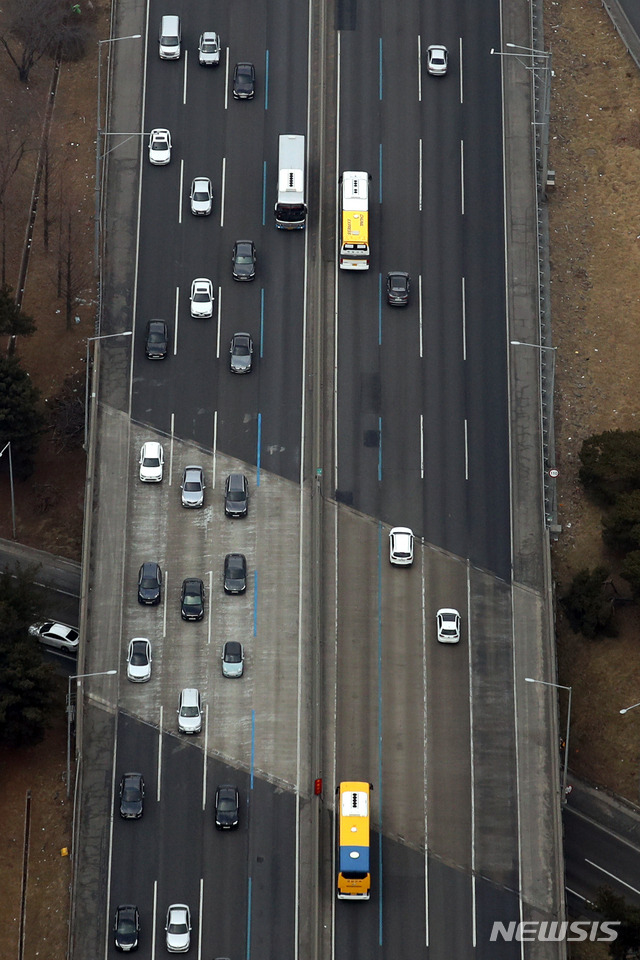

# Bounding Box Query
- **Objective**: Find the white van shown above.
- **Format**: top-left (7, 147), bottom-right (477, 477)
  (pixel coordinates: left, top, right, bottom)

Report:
top-left (159, 16), bottom-right (181, 60)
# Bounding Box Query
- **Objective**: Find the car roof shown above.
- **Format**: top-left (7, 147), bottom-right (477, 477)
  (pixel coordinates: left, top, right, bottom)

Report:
top-left (184, 465), bottom-right (203, 477)
top-left (142, 440), bottom-right (162, 452)
top-left (233, 332), bottom-right (251, 341)
top-left (46, 622), bottom-right (77, 639)
top-left (180, 688), bottom-right (199, 703)
top-left (183, 577), bottom-right (203, 589)
top-left (148, 319), bottom-right (167, 330)
top-left (227, 472), bottom-right (246, 487)
top-left (224, 640), bottom-right (243, 655)
top-left (202, 31), bottom-right (218, 40)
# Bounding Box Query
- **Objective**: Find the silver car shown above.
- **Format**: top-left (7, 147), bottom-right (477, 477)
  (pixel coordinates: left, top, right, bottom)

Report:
top-left (222, 641), bottom-right (244, 678)
top-left (190, 177), bottom-right (213, 215)
top-left (29, 620), bottom-right (79, 652)
top-left (165, 903), bottom-right (191, 952)
top-left (180, 466), bottom-right (204, 507)
top-left (177, 688), bottom-right (202, 734)
top-left (198, 31), bottom-right (220, 65)
top-left (426, 44), bottom-right (448, 76)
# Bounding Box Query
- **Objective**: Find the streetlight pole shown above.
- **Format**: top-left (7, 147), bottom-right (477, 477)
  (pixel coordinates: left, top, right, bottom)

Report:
top-left (620, 701), bottom-right (640, 715)
top-left (525, 677), bottom-right (572, 803)
top-left (510, 340), bottom-right (557, 352)
top-left (0, 440), bottom-right (16, 539)
top-left (67, 669), bottom-right (117, 797)
top-left (84, 331), bottom-right (133, 449)
top-left (94, 34), bottom-right (141, 273)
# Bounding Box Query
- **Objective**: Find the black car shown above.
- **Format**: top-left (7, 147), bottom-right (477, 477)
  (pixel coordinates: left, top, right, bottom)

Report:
top-left (114, 903), bottom-right (140, 952)
top-left (145, 319), bottom-right (168, 359)
top-left (224, 473), bottom-right (248, 518)
top-left (229, 332), bottom-right (253, 374)
top-left (224, 553), bottom-right (247, 594)
top-left (119, 772), bottom-right (145, 819)
top-left (232, 240), bottom-right (256, 281)
top-left (386, 271), bottom-right (411, 306)
top-left (137, 561), bottom-right (162, 604)
top-left (181, 578), bottom-right (205, 621)
top-left (233, 61), bottom-right (255, 99)
top-left (215, 784), bottom-right (239, 829)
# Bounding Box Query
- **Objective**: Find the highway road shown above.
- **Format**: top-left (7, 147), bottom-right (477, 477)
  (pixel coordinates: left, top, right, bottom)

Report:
top-left (71, 0), bottom-right (563, 957)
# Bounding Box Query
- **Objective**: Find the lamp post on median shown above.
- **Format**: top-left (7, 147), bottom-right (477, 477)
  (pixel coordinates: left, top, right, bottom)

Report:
top-left (84, 331), bottom-right (132, 449)
top-left (67, 669), bottom-right (117, 797)
top-left (525, 677), bottom-right (572, 803)
top-left (94, 34), bottom-right (141, 273)
top-left (0, 440), bottom-right (16, 539)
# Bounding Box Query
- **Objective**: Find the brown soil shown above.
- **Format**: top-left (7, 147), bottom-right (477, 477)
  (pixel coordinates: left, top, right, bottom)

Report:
top-left (1, 0), bottom-right (640, 955)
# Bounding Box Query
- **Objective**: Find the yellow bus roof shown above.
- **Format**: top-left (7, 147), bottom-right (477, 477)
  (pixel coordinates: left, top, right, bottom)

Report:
top-left (342, 210), bottom-right (369, 244)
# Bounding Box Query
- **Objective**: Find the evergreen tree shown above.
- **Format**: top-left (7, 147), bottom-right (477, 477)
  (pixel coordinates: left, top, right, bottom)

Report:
top-left (579, 430), bottom-right (640, 505)
top-left (0, 355), bottom-right (45, 478)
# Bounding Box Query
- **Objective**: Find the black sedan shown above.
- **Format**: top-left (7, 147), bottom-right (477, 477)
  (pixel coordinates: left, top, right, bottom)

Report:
top-left (386, 271), bottom-right (411, 306)
top-left (137, 561), bottom-right (162, 604)
top-left (215, 784), bottom-right (239, 829)
top-left (233, 61), bottom-right (255, 99)
top-left (232, 240), bottom-right (256, 281)
top-left (114, 904), bottom-right (139, 952)
top-left (144, 319), bottom-right (168, 359)
top-left (119, 772), bottom-right (145, 819)
top-left (180, 578), bottom-right (205, 621)
top-left (223, 553), bottom-right (247, 594)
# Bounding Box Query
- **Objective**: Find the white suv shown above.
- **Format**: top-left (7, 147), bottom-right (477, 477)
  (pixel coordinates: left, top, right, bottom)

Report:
top-left (177, 688), bottom-right (202, 733)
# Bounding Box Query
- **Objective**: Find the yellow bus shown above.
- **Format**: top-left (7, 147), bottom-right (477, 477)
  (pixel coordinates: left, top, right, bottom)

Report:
top-left (339, 172), bottom-right (370, 270)
top-left (337, 781), bottom-right (372, 899)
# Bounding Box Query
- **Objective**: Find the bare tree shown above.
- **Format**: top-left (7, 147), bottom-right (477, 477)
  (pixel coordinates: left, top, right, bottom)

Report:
top-left (57, 212), bottom-right (93, 330)
top-left (0, 0), bottom-right (94, 84)
top-left (0, 125), bottom-right (31, 284)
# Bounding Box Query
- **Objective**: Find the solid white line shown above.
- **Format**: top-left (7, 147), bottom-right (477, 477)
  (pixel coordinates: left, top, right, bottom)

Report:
top-left (467, 564), bottom-right (476, 945)
top-left (224, 47), bottom-right (229, 109)
top-left (212, 410), bottom-right (218, 488)
top-left (174, 287), bottom-right (179, 354)
top-left (207, 568), bottom-right (213, 644)
top-left (104, 711), bottom-right (120, 960)
top-left (178, 159), bottom-right (184, 224)
top-left (152, 880), bottom-right (158, 956)
top-left (460, 140), bottom-right (465, 215)
top-left (418, 138), bottom-right (423, 212)
top-left (169, 413), bottom-right (175, 485)
top-left (464, 420), bottom-right (469, 480)
top-left (585, 859), bottom-right (640, 896)
top-left (419, 274), bottom-right (424, 358)
top-left (422, 549), bottom-right (429, 946)
top-left (420, 414), bottom-right (424, 478)
top-left (162, 570), bottom-right (168, 637)
top-left (417, 35), bottom-right (422, 103)
top-left (566, 885), bottom-right (588, 901)
top-left (461, 276), bottom-right (467, 360)
top-left (216, 288), bottom-right (222, 358)
top-left (459, 37), bottom-right (464, 103)
top-left (198, 877), bottom-right (204, 958)
top-left (183, 50), bottom-right (188, 104)
top-left (220, 157), bottom-right (226, 228)
top-left (333, 32), bottom-right (341, 498)
top-left (202, 719), bottom-right (208, 811)
top-left (157, 706), bottom-right (163, 802)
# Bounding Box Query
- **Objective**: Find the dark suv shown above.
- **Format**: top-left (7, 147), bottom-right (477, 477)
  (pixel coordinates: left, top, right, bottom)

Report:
top-left (180, 578), bottom-right (205, 621)
top-left (119, 772), bottom-right (145, 819)
top-left (224, 473), bottom-right (248, 517)
top-left (145, 319), bottom-right (168, 359)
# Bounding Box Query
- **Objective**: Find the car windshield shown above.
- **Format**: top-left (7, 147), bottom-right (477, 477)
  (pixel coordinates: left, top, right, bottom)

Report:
top-left (218, 797), bottom-right (236, 811)
top-left (122, 785), bottom-right (140, 801)
top-left (168, 919), bottom-right (188, 934)
top-left (233, 342), bottom-right (249, 355)
top-left (181, 706), bottom-right (199, 717)
top-left (119, 918), bottom-right (137, 934)
top-left (184, 481), bottom-right (201, 490)
top-left (130, 647), bottom-right (147, 664)
top-left (148, 331), bottom-right (165, 343)
top-left (227, 562), bottom-right (244, 577)
top-left (142, 455), bottom-right (160, 467)
top-left (183, 593), bottom-right (200, 604)
top-left (236, 254), bottom-right (252, 263)
top-left (193, 190), bottom-right (208, 200)
top-left (228, 490), bottom-right (244, 501)
top-left (140, 577), bottom-right (157, 588)
top-left (225, 645), bottom-right (242, 661)
top-left (201, 42), bottom-right (217, 52)
top-left (194, 291), bottom-right (209, 301)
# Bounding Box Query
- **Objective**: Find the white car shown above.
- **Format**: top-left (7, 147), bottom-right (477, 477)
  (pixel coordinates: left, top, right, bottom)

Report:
top-left (389, 527), bottom-right (414, 566)
top-left (177, 688), bottom-right (202, 733)
top-left (190, 278), bottom-right (214, 317)
top-left (198, 31), bottom-right (220, 66)
top-left (165, 903), bottom-right (191, 953)
top-left (139, 441), bottom-right (164, 482)
top-left (426, 44), bottom-right (448, 76)
top-left (148, 128), bottom-right (172, 165)
top-left (29, 620), bottom-right (79, 652)
top-left (189, 177), bottom-right (213, 216)
top-left (436, 608), bottom-right (461, 644)
top-left (126, 638), bottom-right (152, 682)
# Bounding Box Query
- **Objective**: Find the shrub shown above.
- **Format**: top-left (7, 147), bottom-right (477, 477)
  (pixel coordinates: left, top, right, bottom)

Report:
top-left (561, 566), bottom-right (617, 639)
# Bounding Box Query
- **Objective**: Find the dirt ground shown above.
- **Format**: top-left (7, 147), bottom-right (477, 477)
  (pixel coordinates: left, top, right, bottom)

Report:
top-left (1, 0), bottom-right (640, 956)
